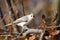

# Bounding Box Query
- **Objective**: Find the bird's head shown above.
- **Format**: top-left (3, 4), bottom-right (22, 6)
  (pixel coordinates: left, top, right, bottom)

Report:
top-left (29, 12), bottom-right (35, 19)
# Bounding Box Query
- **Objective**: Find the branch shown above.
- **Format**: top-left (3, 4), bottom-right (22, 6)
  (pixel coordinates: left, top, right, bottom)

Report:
top-left (22, 29), bottom-right (43, 36)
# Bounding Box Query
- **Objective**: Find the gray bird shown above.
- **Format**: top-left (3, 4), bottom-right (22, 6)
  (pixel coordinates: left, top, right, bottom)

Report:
top-left (3, 13), bottom-right (34, 32)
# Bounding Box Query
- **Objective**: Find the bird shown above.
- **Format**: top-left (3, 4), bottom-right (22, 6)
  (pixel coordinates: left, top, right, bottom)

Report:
top-left (3, 12), bottom-right (34, 32)
top-left (15, 13), bottom-right (34, 33)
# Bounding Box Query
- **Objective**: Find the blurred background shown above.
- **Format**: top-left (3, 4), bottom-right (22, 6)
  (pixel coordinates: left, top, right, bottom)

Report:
top-left (0, 0), bottom-right (60, 40)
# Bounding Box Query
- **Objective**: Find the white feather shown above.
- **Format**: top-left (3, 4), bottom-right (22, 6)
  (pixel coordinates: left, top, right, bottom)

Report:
top-left (16, 13), bottom-right (34, 30)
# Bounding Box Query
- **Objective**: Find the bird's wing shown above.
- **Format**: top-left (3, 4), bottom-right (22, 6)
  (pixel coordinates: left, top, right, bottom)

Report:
top-left (13, 16), bottom-right (28, 24)
top-left (17, 22), bottom-right (27, 26)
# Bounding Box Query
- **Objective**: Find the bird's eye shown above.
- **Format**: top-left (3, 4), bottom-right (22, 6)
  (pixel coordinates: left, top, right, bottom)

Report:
top-left (33, 15), bottom-right (35, 17)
